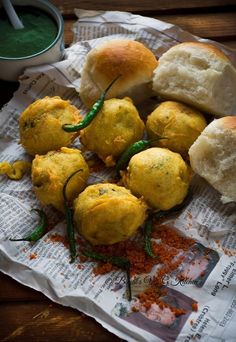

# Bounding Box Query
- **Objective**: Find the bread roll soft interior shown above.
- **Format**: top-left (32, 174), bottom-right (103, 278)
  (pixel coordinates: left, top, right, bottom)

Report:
top-left (152, 42), bottom-right (236, 117)
top-left (189, 116), bottom-right (236, 202)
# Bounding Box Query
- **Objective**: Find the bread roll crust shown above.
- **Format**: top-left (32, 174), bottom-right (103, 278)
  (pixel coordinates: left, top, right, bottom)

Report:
top-left (79, 40), bottom-right (158, 107)
top-left (222, 116), bottom-right (236, 130)
top-left (173, 42), bottom-right (230, 63)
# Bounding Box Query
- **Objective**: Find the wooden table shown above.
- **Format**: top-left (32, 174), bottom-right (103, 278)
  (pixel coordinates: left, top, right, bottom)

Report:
top-left (1, 1), bottom-right (236, 341)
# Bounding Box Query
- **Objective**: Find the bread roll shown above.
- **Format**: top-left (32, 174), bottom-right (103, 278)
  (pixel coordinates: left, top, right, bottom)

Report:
top-left (79, 40), bottom-right (158, 107)
top-left (189, 116), bottom-right (236, 202)
top-left (152, 42), bottom-right (236, 117)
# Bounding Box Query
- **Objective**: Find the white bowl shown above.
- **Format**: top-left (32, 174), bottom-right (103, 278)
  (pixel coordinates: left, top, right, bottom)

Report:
top-left (0, 0), bottom-right (64, 82)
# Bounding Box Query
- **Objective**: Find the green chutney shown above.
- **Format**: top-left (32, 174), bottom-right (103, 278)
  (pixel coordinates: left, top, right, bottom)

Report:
top-left (0, 6), bottom-right (58, 58)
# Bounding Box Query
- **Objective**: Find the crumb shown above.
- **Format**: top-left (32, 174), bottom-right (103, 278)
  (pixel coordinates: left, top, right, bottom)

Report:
top-left (29, 252), bottom-right (37, 260)
top-left (192, 303), bottom-right (198, 312)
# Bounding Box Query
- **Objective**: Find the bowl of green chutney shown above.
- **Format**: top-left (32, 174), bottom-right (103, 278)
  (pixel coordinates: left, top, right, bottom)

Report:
top-left (0, 0), bottom-right (64, 81)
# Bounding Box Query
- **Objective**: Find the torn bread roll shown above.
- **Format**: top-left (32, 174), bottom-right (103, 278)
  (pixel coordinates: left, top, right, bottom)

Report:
top-left (79, 40), bottom-right (158, 107)
top-left (189, 116), bottom-right (236, 203)
top-left (152, 42), bottom-right (236, 117)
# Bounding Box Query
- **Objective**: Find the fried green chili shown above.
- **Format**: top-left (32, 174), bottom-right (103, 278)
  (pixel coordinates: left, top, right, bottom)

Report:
top-left (63, 169), bottom-right (83, 263)
top-left (10, 209), bottom-right (48, 242)
top-left (116, 137), bottom-right (165, 174)
top-left (144, 218), bottom-right (157, 259)
top-left (63, 75), bottom-right (120, 132)
top-left (82, 250), bottom-right (132, 301)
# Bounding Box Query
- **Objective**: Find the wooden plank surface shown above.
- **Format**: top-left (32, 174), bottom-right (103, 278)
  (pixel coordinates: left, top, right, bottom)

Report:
top-left (51, 0), bottom-right (236, 13)
top-left (0, 301), bottom-right (122, 342)
top-left (64, 12), bottom-right (236, 48)
top-left (0, 273), bottom-right (45, 302)
top-left (1, 1), bottom-right (236, 342)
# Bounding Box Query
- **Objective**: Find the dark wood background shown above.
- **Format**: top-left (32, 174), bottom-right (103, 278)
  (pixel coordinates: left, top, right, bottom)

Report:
top-left (1, 1), bottom-right (236, 341)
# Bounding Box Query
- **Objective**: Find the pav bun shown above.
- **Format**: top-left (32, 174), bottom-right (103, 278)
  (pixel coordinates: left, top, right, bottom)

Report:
top-left (189, 116), bottom-right (236, 203)
top-left (79, 40), bottom-right (158, 107)
top-left (152, 42), bottom-right (236, 117)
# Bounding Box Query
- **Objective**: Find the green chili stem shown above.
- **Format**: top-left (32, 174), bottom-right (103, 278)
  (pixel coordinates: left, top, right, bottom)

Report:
top-left (126, 264), bottom-right (132, 302)
top-left (144, 218), bottom-right (157, 259)
top-left (82, 250), bottom-right (132, 301)
top-left (116, 137), bottom-right (166, 174)
top-left (63, 75), bottom-right (120, 132)
top-left (63, 169), bottom-right (83, 263)
top-left (10, 209), bottom-right (48, 242)
top-left (82, 250), bottom-right (129, 267)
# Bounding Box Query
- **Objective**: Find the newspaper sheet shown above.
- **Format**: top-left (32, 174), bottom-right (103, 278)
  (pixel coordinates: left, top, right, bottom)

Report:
top-left (0, 9), bottom-right (236, 342)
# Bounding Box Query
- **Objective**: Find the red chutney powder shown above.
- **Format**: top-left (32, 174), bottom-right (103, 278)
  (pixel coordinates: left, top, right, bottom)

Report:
top-left (151, 224), bottom-right (195, 287)
top-left (81, 223), bottom-right (197, 314)
top-left (29, 252), bottom-right (37, 260)
top-left (136, 287), bottom-right (186, 316)
top-left (87, 156), bottom-right (105, 173)
top-left (47, 233), bottom-right (69, 248)
top-left (94, 262), bottom-right (114, 275)
top-left (83, 224), bottom-right (195, 280)
top-left (86, 240), bottom-right (158, 277)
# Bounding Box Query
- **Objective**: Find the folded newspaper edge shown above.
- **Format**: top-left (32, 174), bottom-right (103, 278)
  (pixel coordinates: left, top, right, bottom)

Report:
top-left (0, 9), bottom-right (236, 342)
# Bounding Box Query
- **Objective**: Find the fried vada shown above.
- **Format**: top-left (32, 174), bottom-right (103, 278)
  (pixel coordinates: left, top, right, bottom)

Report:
top-left (19, 96), bottom-right (82, 156)
top-left (122, 147), bottom-right (191, 211)
top-left (80, 97), bottom-right (145, 166)
top-left (146, 101), bottom-right (207, 157)
top-left (73, 183), bottom-right (147, 245)
top-left (32, 147), bottom-right (89, 212)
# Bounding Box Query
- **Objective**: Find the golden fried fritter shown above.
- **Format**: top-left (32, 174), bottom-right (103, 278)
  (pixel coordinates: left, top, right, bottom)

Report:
top-left (146, 101), bottom-right (207, 157)
top-left (19, 96), bottom-right (81, 156)
top-left (0, 160), bottom-right (31, 180)
top-left (73, 183), bottom-right (147, 245)
top-left (32, 147), bottom-right (89, 212)
top-left (80, 97), bottom-right (144, 166)
top-left (122, 147), bottom-right (191, 211)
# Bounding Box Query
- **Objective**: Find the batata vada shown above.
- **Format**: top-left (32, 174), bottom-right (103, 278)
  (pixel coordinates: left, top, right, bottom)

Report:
top-left (122, 147), bottom-right (191, 211)
top-left (146, 101), bottom-right (207, 157)
top-left (73, 183), bottom-right (147, 245)
top-left (19, 96), bottom-right (82, 156)
top-left (80, 97), bottom-right (145, 166)
top-left (32, 147), bottom-right (89, 212)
